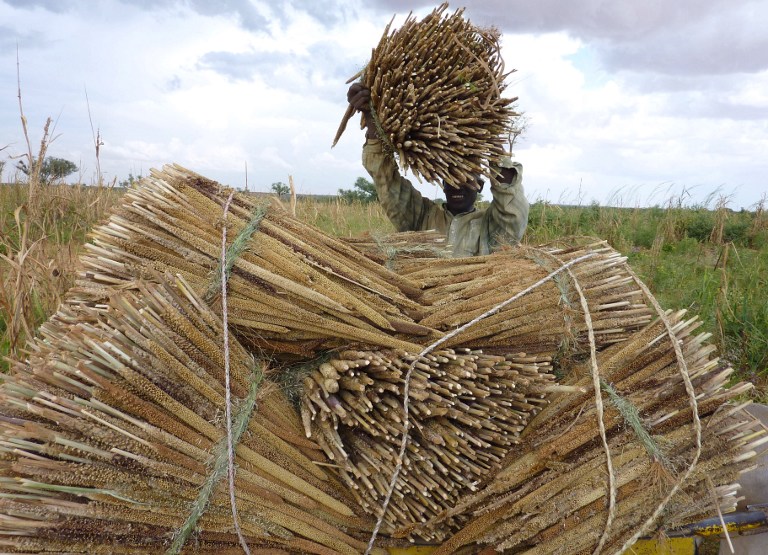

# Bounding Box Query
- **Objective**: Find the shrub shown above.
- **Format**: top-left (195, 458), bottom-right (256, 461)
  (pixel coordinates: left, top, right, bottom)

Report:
top-left (338, 177), bottom-right (377, 204)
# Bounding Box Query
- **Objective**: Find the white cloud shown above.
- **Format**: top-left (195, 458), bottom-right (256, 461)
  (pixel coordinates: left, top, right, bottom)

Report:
top-left (0, 0), bottom-right (765, 211)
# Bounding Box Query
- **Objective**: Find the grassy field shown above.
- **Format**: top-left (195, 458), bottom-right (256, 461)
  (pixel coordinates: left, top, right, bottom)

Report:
top-left (2, 181), bottom-right (767, 396)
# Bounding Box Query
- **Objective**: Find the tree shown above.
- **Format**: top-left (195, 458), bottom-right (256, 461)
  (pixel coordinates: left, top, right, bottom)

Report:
top-left (42, 157), bottom-right (78, 182)
top-left (507, 112), bottom-right (530, 154)
top-left (118, 173), bottom-right (143, 188)
top-left (0, 144), bottom-right (7, 181)
top-left (271, 181), bottom-right (290, 198)
top-left (338, 177), bottom-right (377, 203)
top-left (17, 156), bottom-right (78, 184)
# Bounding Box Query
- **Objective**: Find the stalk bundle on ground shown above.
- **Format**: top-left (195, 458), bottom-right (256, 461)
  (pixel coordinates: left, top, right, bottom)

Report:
top-left (403, 238), bottom-right (656, 354)
top-left (418, 311), bottom-right (760, 553)
top-left (0, 277), bottom-right (381, 554)
top-left (69, 164), bottom-right (431, 359)
top-left (302, 348), bottom-right (555, 536)
top-left (0, 166), bottom-right (760, 554)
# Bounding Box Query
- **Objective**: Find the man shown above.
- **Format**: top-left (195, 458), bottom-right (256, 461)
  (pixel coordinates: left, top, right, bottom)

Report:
top-left (347, 83), bottom-right (529, 257)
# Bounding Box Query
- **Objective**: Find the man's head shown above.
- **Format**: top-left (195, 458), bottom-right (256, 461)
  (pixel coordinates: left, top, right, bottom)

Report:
top-left (443, 175), bottom-right (483, 215)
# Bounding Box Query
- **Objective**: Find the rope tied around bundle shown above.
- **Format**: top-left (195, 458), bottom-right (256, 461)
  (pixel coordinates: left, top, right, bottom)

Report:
top-left (528, 246), bottom-right (616, 555)
top-left (613, 264), bottom-right (702, 555)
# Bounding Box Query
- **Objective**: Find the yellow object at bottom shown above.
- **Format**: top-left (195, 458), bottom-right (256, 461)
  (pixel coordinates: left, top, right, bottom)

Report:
top-left (385, 538), bottom-right (697, 554)
top-left (620, 538), bottom-right (697, 555)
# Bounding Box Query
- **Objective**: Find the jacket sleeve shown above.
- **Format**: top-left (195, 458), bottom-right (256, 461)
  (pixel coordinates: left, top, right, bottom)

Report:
top-left (362, 139), bottom-right (446, 233)
top-left (485, 161), bottom-right (529, 246)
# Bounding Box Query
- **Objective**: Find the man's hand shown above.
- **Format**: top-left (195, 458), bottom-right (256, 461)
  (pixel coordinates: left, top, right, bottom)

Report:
top-left (347, 83), bottom-right (377, 139)
top-left (347, 83), bottom-right (370, 112)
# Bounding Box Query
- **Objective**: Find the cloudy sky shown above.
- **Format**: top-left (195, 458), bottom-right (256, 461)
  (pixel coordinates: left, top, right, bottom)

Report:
top-left (1, 0), bottom-right (766, 209)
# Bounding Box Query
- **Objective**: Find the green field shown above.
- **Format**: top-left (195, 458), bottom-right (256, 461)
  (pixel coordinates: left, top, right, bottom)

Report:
top-left (2, 182), bottom-right (767, 396)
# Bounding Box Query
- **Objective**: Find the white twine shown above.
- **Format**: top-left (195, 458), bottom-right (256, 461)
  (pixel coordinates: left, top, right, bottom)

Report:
top-left (568, 270), bottom-right (616, 555)
top-left (612, 264), bottom-right (702, 555)
top-left (221, 191), bottom-right (251, 555)
top-left (532, 248), bottom-right (617, 555)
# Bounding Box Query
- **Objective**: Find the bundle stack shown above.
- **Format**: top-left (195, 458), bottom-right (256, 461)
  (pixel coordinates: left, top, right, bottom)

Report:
top-left (335, 3), bottom-right (517, 187)
top-left (0, 277), bottom-right (381, 554)
top-left (68, 166), bottom-right (653, 363)
top-left (402, 313), bottom-right (760, 552)
top-left (69, 164), bottom-right (431, 358)
top-left (302, 348), bottom-right (556, 534)
top-left (0, 164), bottom-right (760, 554)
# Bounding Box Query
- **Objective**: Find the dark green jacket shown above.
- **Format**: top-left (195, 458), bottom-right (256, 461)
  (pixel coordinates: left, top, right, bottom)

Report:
top-left (362, 139), bottom-right (529, 257)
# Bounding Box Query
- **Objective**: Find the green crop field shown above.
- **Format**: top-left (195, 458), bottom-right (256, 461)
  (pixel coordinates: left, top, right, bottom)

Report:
top-left (2, 180), bottom-right (767, 398)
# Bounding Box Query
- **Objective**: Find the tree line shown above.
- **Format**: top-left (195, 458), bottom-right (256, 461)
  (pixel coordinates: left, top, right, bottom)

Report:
top-left (5, 155), bottom-right (379, 206)
top-left (270, 177), bottom-right (377, 203)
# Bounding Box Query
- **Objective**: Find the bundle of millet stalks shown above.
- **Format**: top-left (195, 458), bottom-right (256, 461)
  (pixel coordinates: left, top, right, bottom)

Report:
top-left (400, 311), bottom-right (759, 551)
top-left (0, 278), bottom-right (382, 554)
top-left (0, 165), bottom-right (762, 554)
top-left (302, 347), bottom-right (558, 532)
top-left (335, 2), bottom-right (518, 188)
top-left (67, 164), bottom-right (432, 359)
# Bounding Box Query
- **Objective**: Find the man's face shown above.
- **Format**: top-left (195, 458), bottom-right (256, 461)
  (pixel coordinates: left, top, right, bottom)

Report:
top-left (444, 177), bottom-right (482, 215)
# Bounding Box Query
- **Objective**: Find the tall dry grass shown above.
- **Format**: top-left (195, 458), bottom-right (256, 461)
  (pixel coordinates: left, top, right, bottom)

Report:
top-left (0, 180), bottom-right (118, 370)
top-left (1, 79), bottom-right (121, 369)
top-left (292, 196), bottom-right (393, 237)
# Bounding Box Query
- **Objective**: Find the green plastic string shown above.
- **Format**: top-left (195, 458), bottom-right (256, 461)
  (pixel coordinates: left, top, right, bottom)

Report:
top-left (601, 379), bottom-right (669, 466)
top-left (204, 203), bottom-right (268, 303)
top-left (165, 362), bottom-right (264, 555)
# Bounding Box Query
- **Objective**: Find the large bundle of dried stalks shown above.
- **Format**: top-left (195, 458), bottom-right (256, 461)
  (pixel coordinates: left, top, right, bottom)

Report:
top-left (0, 165), bottom-right (761, 554)
top-left (335, 2), bottom-right (517, 188)
top-left (0, 277), bottom-right (382, 554)
top-left (416, 312), bottom-right (760, 552)
top-left (69, 164), bottom-right (431, 358)
top-left (403, 239), bottom-right (655, 353)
